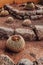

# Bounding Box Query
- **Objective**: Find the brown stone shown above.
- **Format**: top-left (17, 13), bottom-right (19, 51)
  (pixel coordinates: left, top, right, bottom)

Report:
top-left (15, 28), bottom-right (36, 41)
top-left (35, 25), bottom-right (43, 40)
top-left (0, 27), bottom-right (14, 39)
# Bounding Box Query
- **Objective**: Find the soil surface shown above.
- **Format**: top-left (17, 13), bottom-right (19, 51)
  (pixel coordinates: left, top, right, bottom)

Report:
top-left (0, 4), bottom-right (43, 64)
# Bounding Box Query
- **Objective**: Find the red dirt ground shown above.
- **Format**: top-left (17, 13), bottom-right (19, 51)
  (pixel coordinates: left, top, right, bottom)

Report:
top-left (0, 4), bottom-right (43, 64)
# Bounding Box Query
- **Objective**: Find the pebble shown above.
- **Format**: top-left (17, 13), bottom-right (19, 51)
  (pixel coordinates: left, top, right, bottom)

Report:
top-left (17, 58), bottom-right (33, 65)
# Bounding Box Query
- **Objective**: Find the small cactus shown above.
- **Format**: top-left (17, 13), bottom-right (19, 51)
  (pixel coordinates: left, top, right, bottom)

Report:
top-left (22, 19), bottom-right (32, 26)
top-left (0, 10), bottom-right (9, 16)
top-left (6, 17), bottom-right (14, 23)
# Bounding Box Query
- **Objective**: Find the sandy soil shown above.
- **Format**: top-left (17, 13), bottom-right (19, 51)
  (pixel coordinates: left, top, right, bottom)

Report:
top-left (0, 4), bottom-right (43, 64)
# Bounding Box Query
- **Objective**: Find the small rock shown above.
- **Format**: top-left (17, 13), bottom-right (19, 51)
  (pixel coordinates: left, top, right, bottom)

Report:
top-left (0, 27), bottom-right (14, 39)
top-left (0, 54), bottom-right (15, 65)
top-left (35, 25), bottom-right (43, 40)
top-left (15, 28), bottom-right (36, 41)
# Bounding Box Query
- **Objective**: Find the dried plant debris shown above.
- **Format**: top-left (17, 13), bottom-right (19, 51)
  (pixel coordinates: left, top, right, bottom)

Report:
top-left (0, 8), bottom-right (2, 12)
top-left (33, 57), bottom-right (43, 65)
top-left (36, 10), bottom-right (43, 15)
top-left (35, 5), bottom-right (43, 10)
top-left (29, 53), bottom-right (36, 59)
top-left (35, 25), bottom-right (43, 40)
top-left (0, 27), bottom-right (14, 39)
top-left (30, 15), bottom-right (43, 20)
top-left (15, 28), bottom-right (36, 41)
top-left (30, 15), bottom-right (38, 20)
top-left (4, 4), bottom-right (24, 20)
top-left (17, 59), bottom-right (33, 65)
top-left (28, 11), bottom-right (36, 15)
top-left (6, 35), bottom-right (25, 52)
top-left (4, 4), bottom-right (43, 20)
top-left (0, 54), bottom-right (15, 65)
top-left (0, 25), bottom-right (43, 41)
top-left (35, 5), bottom-right (40, 10)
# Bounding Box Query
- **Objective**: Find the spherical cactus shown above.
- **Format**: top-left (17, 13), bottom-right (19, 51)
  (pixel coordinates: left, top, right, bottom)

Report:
top-left (6, 35), bottom-right (25, 52)
top-left (22, 19), bottom-right (32, 26)
top-left (25, 2), bottom-right (35, 10)
top-left (29, 3), bottom-right (35, 9)
top-left (0, 10), bottom-right (9, 16)
top-left (6, 17), bottom-right (14, 23)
